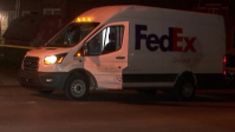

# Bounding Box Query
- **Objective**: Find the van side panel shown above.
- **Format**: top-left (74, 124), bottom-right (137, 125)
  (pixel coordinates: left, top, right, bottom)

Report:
top-left (122, 8), bottom-right (225, 88)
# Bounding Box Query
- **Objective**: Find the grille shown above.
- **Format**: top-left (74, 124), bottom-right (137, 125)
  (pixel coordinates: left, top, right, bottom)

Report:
top-left (23, 56), bottom-right (39, 71)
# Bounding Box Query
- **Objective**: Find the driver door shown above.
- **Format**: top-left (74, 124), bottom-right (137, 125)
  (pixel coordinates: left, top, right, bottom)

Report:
top-left (84, 22), bottom-right (128, 89)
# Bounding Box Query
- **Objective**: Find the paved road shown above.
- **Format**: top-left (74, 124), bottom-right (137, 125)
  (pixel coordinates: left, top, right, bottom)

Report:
top-left (0, 65), bottom-right (234, 132)
top-left (0, 85), bottom-right (234, 132)
top-left (0, 64), bottom-right (20, 86)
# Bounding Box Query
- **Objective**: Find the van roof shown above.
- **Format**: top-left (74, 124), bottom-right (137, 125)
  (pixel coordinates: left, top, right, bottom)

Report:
top-left (77, 5), bottom-right (222, 24)
top-left (78, 5), bottom-right (131, 23)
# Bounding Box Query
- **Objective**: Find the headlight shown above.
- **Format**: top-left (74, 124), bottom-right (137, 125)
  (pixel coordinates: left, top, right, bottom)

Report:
top-left (44, 53), bottom-right (67, 65)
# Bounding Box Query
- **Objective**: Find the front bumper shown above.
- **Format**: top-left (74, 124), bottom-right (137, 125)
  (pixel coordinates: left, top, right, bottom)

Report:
top-left (19, 70), bottom-right (69, 91)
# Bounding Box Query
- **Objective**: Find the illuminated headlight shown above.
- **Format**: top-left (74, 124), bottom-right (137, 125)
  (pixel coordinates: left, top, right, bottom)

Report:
top-left (44, 53), bottom-right (67, 65)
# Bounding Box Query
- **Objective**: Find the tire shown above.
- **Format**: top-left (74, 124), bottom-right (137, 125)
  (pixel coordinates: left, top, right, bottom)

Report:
top-left (64, 74), bottom-right (89, 100)
top-left (175, 80), bottom-right (196, 101)
top-left (39, 90), bottom-right (53, 95)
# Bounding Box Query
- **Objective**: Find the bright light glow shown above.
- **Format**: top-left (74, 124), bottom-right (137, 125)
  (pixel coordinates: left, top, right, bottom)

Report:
top-left (0, 13), bottom-right (6, 21)
top-left (44, 55), bottom-right (57, 65)
top-left (76, 52), bottom-right (81, 58)
top-left (75, 17), bottom-right (93, 23)
top-left (87, 17), bottom-right (92, 22)
top-left (223, 70), bottom-right (227, 75)
top-left (76, 18), bottom-right (81, 22)
top-left (82, 17), bottom-right (86, 21)
top-left (223, 56), bottom-right (227, 64)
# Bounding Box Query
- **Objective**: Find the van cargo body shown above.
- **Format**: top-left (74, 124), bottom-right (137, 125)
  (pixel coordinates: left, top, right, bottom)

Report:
top-left (19, 5), bottom-right (226, 100)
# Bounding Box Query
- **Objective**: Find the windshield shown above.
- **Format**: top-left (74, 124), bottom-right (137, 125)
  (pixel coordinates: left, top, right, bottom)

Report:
top-left (46, 22), bottom-right (99, 47)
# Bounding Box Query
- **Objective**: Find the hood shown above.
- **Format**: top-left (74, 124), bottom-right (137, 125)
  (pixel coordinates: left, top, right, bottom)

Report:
top-left (26, 47), bottom-right (71, 57)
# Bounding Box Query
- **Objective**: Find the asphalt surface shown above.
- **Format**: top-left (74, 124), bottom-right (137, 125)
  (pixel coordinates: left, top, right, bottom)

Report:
top-left (0, 85), bottom-right (235, 132)
top-left (0, 65), bottom-right (235, 132)
top-left (0, 66), bottom-right (19, 86)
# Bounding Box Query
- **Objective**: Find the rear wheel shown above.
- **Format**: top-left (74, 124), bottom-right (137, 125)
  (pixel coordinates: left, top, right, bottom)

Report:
top-left (176, 80), bottom-right (195, 101)
top-left (64, 74), bottom-right (89, 100)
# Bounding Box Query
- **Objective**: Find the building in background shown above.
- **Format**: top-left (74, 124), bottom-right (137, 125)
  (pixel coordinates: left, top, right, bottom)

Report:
top-left (0, 0), bottom-right (234, 48)
top-left (0, 0), bottom-right (15, 42)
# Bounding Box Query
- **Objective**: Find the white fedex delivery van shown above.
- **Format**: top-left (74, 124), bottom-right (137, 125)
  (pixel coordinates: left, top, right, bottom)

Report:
top-left (19, 5), bottom-right (226, 100)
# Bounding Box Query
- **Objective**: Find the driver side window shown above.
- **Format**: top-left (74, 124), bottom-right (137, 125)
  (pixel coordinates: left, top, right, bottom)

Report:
top-left (86, 25), bottom-right (124, 56)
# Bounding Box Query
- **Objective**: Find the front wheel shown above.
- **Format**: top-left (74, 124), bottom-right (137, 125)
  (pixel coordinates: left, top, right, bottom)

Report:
top-left (64, 74), bottom-right (89, 100)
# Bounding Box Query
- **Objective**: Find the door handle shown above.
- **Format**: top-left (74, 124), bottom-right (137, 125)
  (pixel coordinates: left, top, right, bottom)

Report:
top-left (116, 56), bottom-right (125, 60)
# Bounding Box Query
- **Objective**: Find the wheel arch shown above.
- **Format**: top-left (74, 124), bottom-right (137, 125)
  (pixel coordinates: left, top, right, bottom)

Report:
top-left (175, 71), bottom-right (197, 87)
top-left (65, 68), bottom-right (98, 91)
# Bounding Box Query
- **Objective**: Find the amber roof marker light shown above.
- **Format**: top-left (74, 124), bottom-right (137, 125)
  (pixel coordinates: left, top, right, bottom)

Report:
top-left (75, 17), bottom-right (93, 23)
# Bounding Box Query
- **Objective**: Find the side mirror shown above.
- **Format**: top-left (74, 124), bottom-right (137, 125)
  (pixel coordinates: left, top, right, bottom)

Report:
top-left (82, 44), bottom-right (88, 56)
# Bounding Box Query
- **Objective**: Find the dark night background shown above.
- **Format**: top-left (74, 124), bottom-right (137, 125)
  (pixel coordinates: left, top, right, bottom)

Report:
top-left (0, 0), bottom-right (234, 66)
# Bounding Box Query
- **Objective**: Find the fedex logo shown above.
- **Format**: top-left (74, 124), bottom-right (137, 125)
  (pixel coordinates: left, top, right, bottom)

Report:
top-left (135, 25), bottom-right (197, 52)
